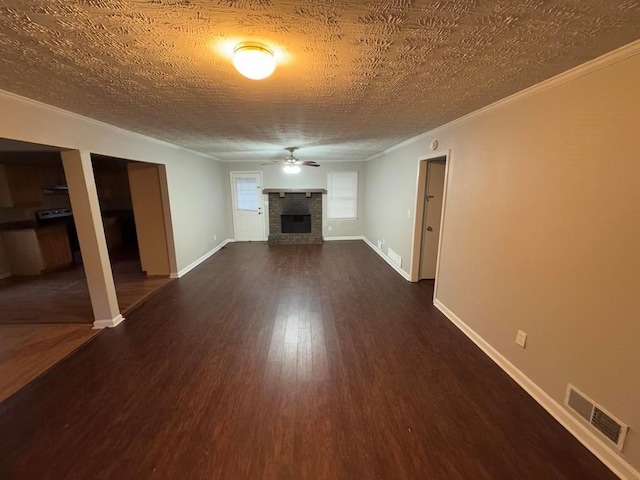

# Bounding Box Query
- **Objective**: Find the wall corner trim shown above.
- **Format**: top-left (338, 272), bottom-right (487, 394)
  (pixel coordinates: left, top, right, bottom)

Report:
top-left (363, 237), bottom-right (411, 281)
top-left (433, 299), bottom-right (640, 480)
top-left (175, 239), bottom-right (234, 278)
top-left (93, 314), bottom-right (125, 329)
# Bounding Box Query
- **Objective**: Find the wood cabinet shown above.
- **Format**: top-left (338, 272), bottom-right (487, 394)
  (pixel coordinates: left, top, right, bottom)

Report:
top-left (0, 164), bottom-right (44, 207)
top-left (36, 225), bottom-right (72, 272)
top-left (2, 226), bottom-right (71, 275)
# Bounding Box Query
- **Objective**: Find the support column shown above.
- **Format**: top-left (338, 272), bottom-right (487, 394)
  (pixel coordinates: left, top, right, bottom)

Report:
top-left (62, 150), bottom-right (123, 328)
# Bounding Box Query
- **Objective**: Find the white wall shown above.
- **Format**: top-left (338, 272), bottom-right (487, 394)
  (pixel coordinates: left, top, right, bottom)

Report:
top-left (224, 161), bottom-right (366, 238)
top-left (364, 44), bottom-right (640, 475)
top-left (0, 90), bottom-right (232, 272)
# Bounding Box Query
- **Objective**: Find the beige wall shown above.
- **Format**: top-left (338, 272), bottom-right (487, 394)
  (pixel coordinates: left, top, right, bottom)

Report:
top-left (166, 156), bottom-right (230, 270)
top-left (365, 49), bottom-right (640, 472)
top-left (223, 161), bottom-right (366, 238)
top-left (0, 91), bottom-right (232, 273)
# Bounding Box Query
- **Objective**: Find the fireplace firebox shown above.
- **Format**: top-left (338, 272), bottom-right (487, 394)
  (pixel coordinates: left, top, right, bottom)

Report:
top-left (281, 214), bottom-right (311, 233)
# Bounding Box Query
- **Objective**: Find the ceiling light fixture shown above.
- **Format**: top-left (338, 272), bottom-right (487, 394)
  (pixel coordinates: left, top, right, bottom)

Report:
top-left (283, 165), bottom-right (301, 174)
top-left (232, 42), bottom-right (276, 80)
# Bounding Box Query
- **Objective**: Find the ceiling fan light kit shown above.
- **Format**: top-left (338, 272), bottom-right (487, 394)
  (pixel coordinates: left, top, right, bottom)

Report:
top-left (283, 165), bottom-right (301, 174)
top-left (261, 148), bottom-right (321, 174)
top-left (232, 42), bottom-right (276, 80)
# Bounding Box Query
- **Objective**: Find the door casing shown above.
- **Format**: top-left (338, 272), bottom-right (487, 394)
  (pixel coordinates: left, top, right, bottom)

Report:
top-left (409, 151), bottom-right (451, 299)
top-left (419, 159), bottom-right (446, 280)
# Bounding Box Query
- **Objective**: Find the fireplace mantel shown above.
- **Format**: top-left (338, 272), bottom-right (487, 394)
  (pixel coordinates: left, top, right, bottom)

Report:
top-left (262, 188), bottom-right (327, 198)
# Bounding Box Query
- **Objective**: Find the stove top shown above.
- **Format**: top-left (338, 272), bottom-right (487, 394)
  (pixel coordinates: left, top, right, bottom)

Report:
top-left (36, 208), bottom-right (73, 220)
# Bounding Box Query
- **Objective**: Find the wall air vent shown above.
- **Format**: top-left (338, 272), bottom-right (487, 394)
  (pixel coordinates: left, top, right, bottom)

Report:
top-left (565, 384), bottom-right (629, 451)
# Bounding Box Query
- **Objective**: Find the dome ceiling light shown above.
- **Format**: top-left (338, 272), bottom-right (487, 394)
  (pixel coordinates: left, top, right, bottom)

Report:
top-left (232, 42), bottom-right (276, 80)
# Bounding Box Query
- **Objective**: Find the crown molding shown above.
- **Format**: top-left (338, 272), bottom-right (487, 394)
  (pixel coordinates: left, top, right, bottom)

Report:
top-left (366, 39), bottom-right (640, 162)
top-left (0, 89), bottom-right (221, 161)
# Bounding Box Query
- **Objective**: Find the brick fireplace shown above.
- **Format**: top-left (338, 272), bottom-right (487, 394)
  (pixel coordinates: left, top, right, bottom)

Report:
top-left (264, 189), bottom-right (326, 245)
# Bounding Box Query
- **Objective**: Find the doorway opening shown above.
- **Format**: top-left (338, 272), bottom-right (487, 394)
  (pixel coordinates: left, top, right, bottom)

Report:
top-left (410, 153), bottom-right (450, 291)
top-left (92, 155), bottom-right (176, 313)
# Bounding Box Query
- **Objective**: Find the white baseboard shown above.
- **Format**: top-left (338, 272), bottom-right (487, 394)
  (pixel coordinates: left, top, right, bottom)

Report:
top-left (362, 237), bottom-right (411, 281)
top-left (324, 236), bottom-right (364, 241)
top-left (174, 239), bottom-right (234, 279)
top-left (93, 314), bottom-right (124, 329)
top-left (0, 272), bottom-right (11, 280)
top-left (433, 299), bottom-right (640, 480)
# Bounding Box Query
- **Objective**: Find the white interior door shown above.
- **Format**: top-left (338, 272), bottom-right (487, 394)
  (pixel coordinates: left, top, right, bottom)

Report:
top-left (420, 160), bottom-right (446, 279)
top-left (231, 172), bottom-right (265, 241)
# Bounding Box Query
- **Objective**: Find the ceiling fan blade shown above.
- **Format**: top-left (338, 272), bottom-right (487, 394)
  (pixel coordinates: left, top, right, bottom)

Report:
top-left (301, 161), bottom-right (320, 167)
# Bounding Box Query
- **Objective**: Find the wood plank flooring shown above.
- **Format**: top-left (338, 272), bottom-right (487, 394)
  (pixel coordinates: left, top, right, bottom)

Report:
top-left (0, 242), bottom-right (616, 479)
top-left (0, 257), bottom-right (172, 325)
top-left (0, 325), bottom-right (99, 402)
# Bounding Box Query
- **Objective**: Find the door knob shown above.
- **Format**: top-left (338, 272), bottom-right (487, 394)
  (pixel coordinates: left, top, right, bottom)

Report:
top-left (426, 226), bottom-right (433, 231)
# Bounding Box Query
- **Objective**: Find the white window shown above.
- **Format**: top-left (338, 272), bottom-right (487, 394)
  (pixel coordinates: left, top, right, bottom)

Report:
top-left (235, 177), bottom-right (259, 211)
top-left (327, 171), bottom-right (358, 219)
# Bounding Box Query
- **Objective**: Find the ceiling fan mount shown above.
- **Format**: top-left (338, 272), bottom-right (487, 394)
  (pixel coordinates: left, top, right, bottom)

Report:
top-left (284, 146), bottom-right (299, 164)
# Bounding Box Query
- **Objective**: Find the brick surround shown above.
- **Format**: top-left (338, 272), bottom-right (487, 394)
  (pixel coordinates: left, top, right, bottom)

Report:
top-left (266, 191), bottom-right (324, 245)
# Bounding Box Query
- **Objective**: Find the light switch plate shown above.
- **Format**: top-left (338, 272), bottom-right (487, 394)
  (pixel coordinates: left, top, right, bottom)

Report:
top-left (516, 330), bottom-right (527, 348)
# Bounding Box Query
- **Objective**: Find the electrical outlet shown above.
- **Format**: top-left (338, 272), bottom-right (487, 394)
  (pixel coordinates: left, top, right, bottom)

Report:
top-left (382, 238), bottom-right (386, 245)
top-left (377, 240), bottom-right (382, 249)
top-left (214, 234), bottom-right (217, 241)
top-left (328, 225), bottom-right (333, 231)
top-left (516, 330), bottom-right (527, 348)
top-left (407, 210), bottom-right (411, 218)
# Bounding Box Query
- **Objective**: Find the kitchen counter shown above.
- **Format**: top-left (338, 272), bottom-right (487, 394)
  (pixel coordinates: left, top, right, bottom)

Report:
top-left (0, 220), bottom-right (37, 232)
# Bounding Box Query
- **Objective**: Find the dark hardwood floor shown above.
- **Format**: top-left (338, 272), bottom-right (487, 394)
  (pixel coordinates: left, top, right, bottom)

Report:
top-left (0, 241), bottom-right (616, 479)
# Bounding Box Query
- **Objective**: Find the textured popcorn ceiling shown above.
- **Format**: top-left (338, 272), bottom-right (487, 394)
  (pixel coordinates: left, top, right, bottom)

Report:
top-left (0, 1), bottom-right (639, 163)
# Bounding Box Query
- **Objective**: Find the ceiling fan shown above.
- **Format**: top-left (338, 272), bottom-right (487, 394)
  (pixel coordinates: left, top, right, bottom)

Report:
top-left (263, 147), bottom-right (320, 173)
